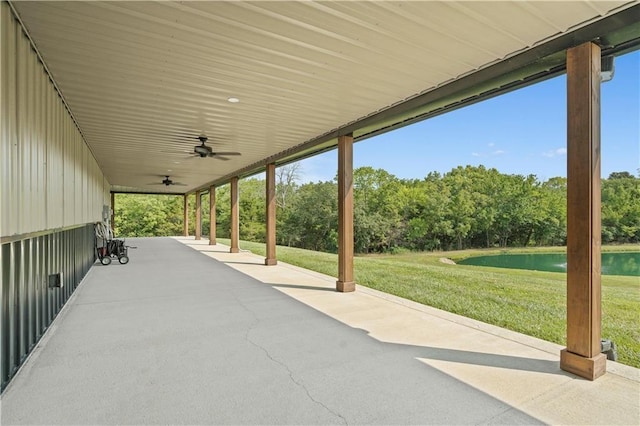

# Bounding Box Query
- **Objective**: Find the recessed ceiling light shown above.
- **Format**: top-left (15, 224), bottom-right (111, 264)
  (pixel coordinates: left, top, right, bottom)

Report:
top-left (227, 97), bottom-right (240, 103)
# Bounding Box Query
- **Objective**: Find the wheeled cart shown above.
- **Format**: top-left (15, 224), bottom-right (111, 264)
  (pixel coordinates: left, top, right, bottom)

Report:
top-left (94, 222), bottom-right (132, 265)
top-left (96, 238), bottom-right (129, 265)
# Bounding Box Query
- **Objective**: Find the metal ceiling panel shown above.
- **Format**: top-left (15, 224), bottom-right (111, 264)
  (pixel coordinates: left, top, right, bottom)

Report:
top-left (9, 1), bottom-right (639, 193)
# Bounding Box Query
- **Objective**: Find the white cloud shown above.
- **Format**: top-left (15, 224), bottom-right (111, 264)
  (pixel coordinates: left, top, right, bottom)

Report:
top-left (543, 147), bottom-right (567, 158)
top-left (472, 152), bottom-right (482, 157)
top-left (488, 142), bottom-right (495, 147)
top-left (493, 150), bottom-right (505, 155)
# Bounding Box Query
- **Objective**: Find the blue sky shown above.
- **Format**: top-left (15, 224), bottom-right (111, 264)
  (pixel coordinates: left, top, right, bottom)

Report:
top-left (296, 50), bottom-right (639, 183)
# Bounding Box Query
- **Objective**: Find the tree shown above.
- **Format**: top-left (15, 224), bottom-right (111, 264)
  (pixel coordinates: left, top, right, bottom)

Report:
top-left (276, 163), bottom-right (301, 209)
top-left (608, 171), bottom-right (634, 180)
top-left (115, 194), bottom-right (183, 237)
top-left (114, 166), bottom-right (638, 251)
top-left (353, 167), bottom-right (404, 252)
top-left (602, 174), bottom-right (640, 243)
top-left (282, 181), bottom-right (338, 252)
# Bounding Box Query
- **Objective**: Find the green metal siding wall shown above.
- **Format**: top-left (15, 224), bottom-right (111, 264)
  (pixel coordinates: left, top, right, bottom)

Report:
top-left (0, 226), bottom-right (95, 391)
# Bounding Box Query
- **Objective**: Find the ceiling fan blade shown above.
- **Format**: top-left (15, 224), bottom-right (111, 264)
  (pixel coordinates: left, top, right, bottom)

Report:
top-left (212, 152), bottom-right (241, 156)
top-left (147, 182), bottom-right (164, 185)
top-left (207, 153), bottom-right (230, 161)
top-left (172, 183), bottom-right (187, 186)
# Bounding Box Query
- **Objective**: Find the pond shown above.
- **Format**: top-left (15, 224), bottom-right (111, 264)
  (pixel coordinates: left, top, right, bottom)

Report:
top-left (457, 252), bottom-right (640, 277)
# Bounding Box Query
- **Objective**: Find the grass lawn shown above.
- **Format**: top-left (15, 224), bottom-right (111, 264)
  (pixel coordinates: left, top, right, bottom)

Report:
top-left (217, 239), bottom-right (640, 369)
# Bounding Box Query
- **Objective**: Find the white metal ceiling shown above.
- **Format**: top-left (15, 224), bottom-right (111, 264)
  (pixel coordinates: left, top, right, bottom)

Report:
top-left (11, 1), bottom-right (638, 193)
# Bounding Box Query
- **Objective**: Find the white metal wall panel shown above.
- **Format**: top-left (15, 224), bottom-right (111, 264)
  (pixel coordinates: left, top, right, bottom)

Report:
top-left (1, 7), bottom-right (17, 235)
top-left (36, 66), bottom-right (47, 230)
top-left (16, 30), bottom-right (28, 235)
top-left (63, 118), bottom-right (74, 227)
top-left (82, 144), bottom-right (89, 221)
top-left (32, 62), bottom-right (42, 231)
top-left (0, 2), bottom-right (109, 238)
top-left (46, 81), bottom-right (63, 229)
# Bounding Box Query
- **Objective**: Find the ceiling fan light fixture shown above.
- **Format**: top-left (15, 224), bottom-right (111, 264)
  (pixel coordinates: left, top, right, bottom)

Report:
top-left (227, 97), bottom-right (240, 103)
top-left (194, 145), bottom-right (211, 155)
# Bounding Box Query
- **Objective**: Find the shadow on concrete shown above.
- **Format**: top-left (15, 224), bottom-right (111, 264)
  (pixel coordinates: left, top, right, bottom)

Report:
top-left (269, 283), bottom-right (337, 292)
top-left (396, 342), bottom-right (563, 376)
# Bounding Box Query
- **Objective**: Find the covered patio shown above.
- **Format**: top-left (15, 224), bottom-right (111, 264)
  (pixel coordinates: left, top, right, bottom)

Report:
top-left (2, 237), bottom-right (638, 424)
top-left (2, 0), bottom-right (640, 413)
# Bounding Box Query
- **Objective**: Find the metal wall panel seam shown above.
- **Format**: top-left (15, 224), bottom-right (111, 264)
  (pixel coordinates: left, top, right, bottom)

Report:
top-left (54, 89), bottom-right (63, 228)
top-left (33, 236), bottom-right (40, 342)
top-left (65, 232), bottom-right (69, 301)
top-left (83, 144), bottom-right (88, 222)
top-left (74, 131), bottom-right (80, 224)
top-left (27, 239), bottom-right (34, 353)
top-left (25, 44), bottom-right (34, 236)
top-left (32, 238), bottom-right (37, 348)
top-left (39, 236), bottom-right (45, 334)
top-left (62, 113), bottom-right (69, 227)
top-left (44, 82), bottom-right (52, 229)
top-left (8, 242), bottom-right (17, 378)
top-left (46, 235), bottom-right (51, 324)
top-left (18, 232), bottom-right (26, 362)
top-left (56, 232), bottom-right (61, 312)
top-left (1, 243), bottom-right (9, 386)
top-left (14, 25), bottom-right (26, 235)
top-left (36, 63), bottom-right (45, 231)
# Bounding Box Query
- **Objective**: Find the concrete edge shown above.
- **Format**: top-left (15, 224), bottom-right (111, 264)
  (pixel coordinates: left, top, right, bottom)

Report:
top-left (175, 237), bottom-right (640, 383)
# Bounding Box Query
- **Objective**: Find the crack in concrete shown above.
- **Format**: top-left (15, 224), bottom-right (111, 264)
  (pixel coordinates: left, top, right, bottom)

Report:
top-left (245, 325), bottom-right (348, 426)
top-left (233, 295), bottom-right (348, 425)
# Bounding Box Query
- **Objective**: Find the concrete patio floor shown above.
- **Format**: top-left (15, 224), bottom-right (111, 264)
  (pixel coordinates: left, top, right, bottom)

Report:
top-left (1, 237), bottom-right (638, 425)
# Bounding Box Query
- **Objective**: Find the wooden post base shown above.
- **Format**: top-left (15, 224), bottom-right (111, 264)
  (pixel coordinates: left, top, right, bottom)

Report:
top-left (229, 247), bottom-right (239, 254)
top-left (560, 349), bottom-right (606, 380)
top-left (336, 281), bottom-right (355, 293)
top-left (264, 258), bottom-right (277, 266)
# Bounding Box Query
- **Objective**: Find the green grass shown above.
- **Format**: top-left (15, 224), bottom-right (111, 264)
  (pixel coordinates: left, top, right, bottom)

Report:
top-left (218, 239), bottom-right (640, 368)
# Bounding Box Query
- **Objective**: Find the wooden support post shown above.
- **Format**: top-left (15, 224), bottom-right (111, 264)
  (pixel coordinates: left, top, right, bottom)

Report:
top-left (230, 177), bottom-right (240, 253)
top-left (195, 190), bottom-right (202, 240)
top-left (560, 41), bottom-right (606, 381)
top-left (110, 192), bottom-right (115, 231)
top-left (336, 134), bottom-right (355, 292)
top-left (209, 185), bottom-right (216, 245)
top-left (265, 163), bottom-right (277, 265)
top-left (183, 194), bottom-right (189, 237)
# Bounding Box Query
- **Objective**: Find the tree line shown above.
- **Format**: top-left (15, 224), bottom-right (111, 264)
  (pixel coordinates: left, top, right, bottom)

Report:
top-left (114, 166), bottom-right (640, 253)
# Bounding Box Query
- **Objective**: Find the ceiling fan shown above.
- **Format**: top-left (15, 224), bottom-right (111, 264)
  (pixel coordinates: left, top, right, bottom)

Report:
top-left (148, 175), bottom-right (186, 186)
top-left (192, 136), bottom-right (241, 160)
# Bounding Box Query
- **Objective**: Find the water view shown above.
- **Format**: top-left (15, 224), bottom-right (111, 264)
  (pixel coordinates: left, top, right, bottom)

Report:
top-left (458, 252), bottom-right (640, 276)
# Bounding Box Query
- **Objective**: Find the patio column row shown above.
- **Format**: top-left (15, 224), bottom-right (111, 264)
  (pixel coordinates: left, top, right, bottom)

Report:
top-left (177, 42), bottom-right (603, 380)
top-left (182, 135), bottom-right (356, 293)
